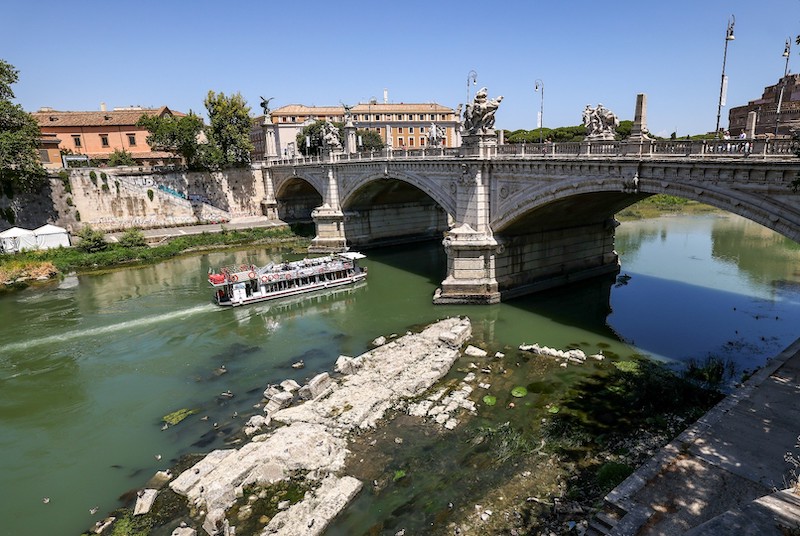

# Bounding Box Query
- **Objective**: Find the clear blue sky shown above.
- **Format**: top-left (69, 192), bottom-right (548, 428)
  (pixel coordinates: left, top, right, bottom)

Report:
top-left (3, 0), bottom-right (799, 137)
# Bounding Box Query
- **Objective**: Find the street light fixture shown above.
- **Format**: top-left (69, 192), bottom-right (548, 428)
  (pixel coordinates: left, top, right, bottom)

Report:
top-left (776, 39), bottom-right (792, 137)
top-left (534, 79), bottom-right (544, 144)
top-left (467, 70), bottom-right (477, 105)
top-left (715, 14), bottom-right (735, 137)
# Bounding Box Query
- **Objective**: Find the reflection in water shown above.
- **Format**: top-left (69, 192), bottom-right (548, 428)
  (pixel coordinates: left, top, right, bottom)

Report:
top-left (1, 213), bottom-right (800, 535)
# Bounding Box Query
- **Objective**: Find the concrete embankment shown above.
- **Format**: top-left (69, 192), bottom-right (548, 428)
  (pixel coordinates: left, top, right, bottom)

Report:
top-left (166, 316), bottom-right (472, 536)
top-left (601, 336), bottom-right (800, 535)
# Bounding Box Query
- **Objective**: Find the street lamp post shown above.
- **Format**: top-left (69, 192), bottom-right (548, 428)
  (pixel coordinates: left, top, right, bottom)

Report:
top-left (776, 39), bottom-right (792, 137)
top-left (466, 70), bottom-right (477, 105)
top-left (715, 15), bottom-right (735, 137)
top-left (534, 79), bottom-right (544, 144)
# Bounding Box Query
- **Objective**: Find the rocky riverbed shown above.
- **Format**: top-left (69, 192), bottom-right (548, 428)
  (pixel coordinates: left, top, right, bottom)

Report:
top-left (101, 316), bottom-right (472, 536)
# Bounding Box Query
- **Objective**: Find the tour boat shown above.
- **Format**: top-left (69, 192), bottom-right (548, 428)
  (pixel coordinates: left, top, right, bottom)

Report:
top-left (208, 252), bottom-right (367, 307)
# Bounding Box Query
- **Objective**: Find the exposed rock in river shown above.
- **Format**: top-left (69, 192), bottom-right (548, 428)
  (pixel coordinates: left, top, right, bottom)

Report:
top-left (169, 316), bottom-right (472, 535)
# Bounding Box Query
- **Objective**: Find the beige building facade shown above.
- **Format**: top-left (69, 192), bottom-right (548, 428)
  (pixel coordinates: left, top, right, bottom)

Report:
top-left (252, 102), bottom-right (459, 158)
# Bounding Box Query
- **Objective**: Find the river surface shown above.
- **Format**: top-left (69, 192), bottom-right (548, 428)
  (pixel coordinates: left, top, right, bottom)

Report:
top-left (1, 212), bottom-right (800, 535)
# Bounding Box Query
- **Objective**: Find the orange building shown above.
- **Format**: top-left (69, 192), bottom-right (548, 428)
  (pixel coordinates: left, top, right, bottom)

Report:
top-left (32, 105), bottom-right (185, 166)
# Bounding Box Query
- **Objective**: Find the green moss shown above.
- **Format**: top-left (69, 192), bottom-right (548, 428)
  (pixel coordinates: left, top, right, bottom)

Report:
top-left (596, 462), bottom-right (634, 492)
top-left (511, 386), bottom-right (528, 398)
top-left (162, 408), bottom-right (198, 426)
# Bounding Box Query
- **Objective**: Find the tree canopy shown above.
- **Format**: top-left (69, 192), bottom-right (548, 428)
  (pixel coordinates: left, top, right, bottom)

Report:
top-left (295, 120), bottom-right (344, 156)
top-left (0, 59), bottom-right (45, 191)
top-left (137, 111), bottom-right (205, 169)
top-left (357, 129), bottom-right (384, 151)
top-left (203, 91), bottom-right (253, 168)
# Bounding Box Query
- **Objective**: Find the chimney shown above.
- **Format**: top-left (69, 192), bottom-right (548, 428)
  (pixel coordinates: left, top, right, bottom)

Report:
top-left (383, 89), bottom-right (388, 104)
top-left (100, 102), bottom-right (106, 112)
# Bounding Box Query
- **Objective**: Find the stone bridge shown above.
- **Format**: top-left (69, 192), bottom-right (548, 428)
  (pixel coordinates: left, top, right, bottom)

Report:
top-left (259, 136), bottom-right (800, 304)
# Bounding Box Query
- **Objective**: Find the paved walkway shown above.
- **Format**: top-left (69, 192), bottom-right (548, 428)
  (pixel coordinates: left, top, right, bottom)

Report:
top-left (105, 216), bottom-right (287, 244)
top-left (606, 337), bottom-right (800, 535)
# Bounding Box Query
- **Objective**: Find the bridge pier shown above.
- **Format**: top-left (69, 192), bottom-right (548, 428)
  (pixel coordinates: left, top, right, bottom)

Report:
top-left (433, 223), bottom-right (501, 304)
top-left (308, 204), bottom-right (347, 253)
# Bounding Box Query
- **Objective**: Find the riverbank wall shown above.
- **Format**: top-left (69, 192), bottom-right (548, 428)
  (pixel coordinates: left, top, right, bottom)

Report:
top-left (0, 167), bottom-right (267, 234)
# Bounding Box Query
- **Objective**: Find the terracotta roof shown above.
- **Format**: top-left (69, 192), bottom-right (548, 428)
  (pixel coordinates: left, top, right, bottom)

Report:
top-left (31, 106), bottom-right (185, 127)
top-left (271, 102), bottom-right (454, 115)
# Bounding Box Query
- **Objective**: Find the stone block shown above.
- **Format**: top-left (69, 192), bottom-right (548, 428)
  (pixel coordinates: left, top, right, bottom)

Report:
top-left (308, 372), bottom-right (332, 399)
top-left (133, 489), bottom-right (158, 516)
top-left (265, 391), bottom-right (294, 414)
top-left (280, 379), bottom-right (301, 392)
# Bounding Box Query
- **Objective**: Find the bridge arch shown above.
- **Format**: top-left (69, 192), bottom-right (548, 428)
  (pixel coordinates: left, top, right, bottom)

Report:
top-left (273, 172), bottom-right (324, 222)
top-left (340, 169), bottom-right (456, 216)
top-left (339, 170), bottom-right (454, 248)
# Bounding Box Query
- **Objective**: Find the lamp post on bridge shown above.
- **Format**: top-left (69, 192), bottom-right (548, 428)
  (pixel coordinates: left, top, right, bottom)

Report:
top-left (534, 79), bottom-right (544, 144)
top-left (776, 39), bottom-right (791, 137)
top-left (715, 14), bottom-right (735, 138)
top-left (466, 70), bottom-right (477, 105)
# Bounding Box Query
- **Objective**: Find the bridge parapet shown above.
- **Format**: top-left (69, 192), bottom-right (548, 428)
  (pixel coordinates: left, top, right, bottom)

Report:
top-left (263, 138), bottom-right (796, 169)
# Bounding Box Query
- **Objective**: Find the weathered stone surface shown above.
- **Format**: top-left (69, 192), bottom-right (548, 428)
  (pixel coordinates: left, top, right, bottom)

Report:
top-left (307, 373), bottom-right (333, 399)
top-left (171, 527), bottom-right (197, 536)
top-left (280, 379), bottom-right (301, 392)
top-left (264, 391), bottom-right (294, 414)
top-left (133, 489), bottom-right (158, 516)
top-left (465, 345), bottom-right (488, 358)
top-left (170, 317), bottom-right (472, 536)
top-left (261, 475), bottom-right (362, 535)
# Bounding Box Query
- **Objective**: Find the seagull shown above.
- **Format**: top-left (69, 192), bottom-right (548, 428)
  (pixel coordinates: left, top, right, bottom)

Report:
top-left (161, 423), bottom-right (169, 431)
top-left (154, 454), bottom-right (162, 461)
top-left (42, 497), bottom-right (50, 504)
top-left (89, 506), bottom-right (99, 515)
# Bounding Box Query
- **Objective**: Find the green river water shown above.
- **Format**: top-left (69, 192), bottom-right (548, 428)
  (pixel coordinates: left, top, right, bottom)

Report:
top-left (2, 212), bottom-right (800, 535)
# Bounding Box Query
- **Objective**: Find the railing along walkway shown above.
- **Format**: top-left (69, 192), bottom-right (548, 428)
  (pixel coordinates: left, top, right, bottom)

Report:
top-left (264, 139), bottom-right (797, 167)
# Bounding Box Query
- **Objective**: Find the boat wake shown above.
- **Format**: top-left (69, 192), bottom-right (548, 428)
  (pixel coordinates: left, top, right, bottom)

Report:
top-left (0, 303), bottom-right (217, 354)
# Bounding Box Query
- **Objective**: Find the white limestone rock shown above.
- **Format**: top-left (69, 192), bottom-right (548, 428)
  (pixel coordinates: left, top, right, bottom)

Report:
top-left (265, 391), bottom-right (294, 414)
top-left (465, 345), bottom-right (488, 358)
top-left (133, 489), bottom-right (158, 516)
top-left (280, 379), bottom-right (301, 392)
top-left (371, 335), bottom-right (387, 346)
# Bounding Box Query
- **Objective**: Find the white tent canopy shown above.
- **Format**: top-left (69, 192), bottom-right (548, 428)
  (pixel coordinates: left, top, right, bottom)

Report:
top-left (0, 227), bottom-right (37, 253)
top-left (34, 224), bottom-right (70, 250)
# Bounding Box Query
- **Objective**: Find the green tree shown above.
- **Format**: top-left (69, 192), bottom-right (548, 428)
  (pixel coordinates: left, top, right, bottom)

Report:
top-left (615, 120), bottom-right (633, 140)
top-left (76, 226), bottom-right (108, 253)
top-left (108, 148), bottom-right (136, 166)
top-left (137, 111), bottom-right (205, 169)
top-left (0, 59), bottom-right (45, 192)
top-left (356, 129), bottom-right (384, 150)
top-left (295, 120), bottom-right (344, 156)
top-left (203, 90), bottom-right (253, 168)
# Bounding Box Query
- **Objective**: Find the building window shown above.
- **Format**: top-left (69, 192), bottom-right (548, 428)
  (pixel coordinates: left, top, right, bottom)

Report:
top-left (127, 134), bottom-right (136, 146)
top-left (72, 135), bottom-right (82, 148)
top-left (420, 126), bottom-right (426, 133)
top-left (39, 149), bottom-right (50, 163)
top-left (397, 127), bottom-right (403, 133)
top-left (290, 116), bottom-right (296, 122)
top-left (375, 114), bottom-right (381, 121)
top-left (100, 134), bottom-right (109, 147)
top-left (409, 127), bottom-right (414, 134)
top-left (420, 137), bottom-right (426, 146)
top-left (409, 138), bottom-right (415, 147)
top-left (397, 137), bottom-right (404, 146)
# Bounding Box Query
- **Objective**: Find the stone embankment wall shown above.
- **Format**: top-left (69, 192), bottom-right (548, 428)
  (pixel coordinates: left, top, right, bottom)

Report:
top-left (0, 167), bottom-right (267, 233)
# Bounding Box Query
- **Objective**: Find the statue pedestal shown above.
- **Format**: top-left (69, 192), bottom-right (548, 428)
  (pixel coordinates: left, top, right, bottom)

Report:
top-left (461, 132), bottom-right (498, 158)
top-left (433, 223), bottom-right (501, 304)
top-left (308, 204), bottom-right (347, 253)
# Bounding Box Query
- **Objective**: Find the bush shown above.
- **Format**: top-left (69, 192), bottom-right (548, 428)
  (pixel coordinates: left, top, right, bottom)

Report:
top-left (66, 196), bottom-right (73, 206)
top-left (4, 207), bottom-right (15, 224)
top-left (118, 228), bottom-right (147, 248)
top-left (76, 226), bottom-right (108, 253)
top-left (100, 172), bottom-right (107, 183)
top-left (89, 170), bottom-right (97, 185)
top-left (58, 170), bottom-right (72, 193)
top-left (75, 210), bottom-right (81, 222)
top-left (101, 183), bottom-right (109, 192)
top-left (147, 189), bottom-right (154, 202)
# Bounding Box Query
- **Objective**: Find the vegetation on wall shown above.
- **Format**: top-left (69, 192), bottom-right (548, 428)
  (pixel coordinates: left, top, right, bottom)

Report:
top-left (203, 90), bottom-right (254, 169)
